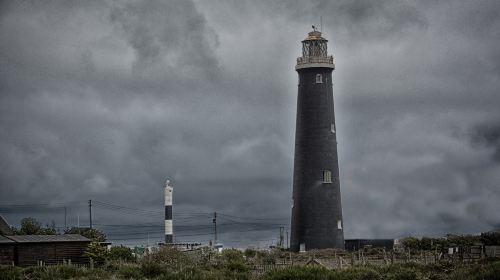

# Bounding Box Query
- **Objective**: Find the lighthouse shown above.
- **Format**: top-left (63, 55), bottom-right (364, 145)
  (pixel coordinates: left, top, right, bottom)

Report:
top-left (290, 29), bottom-right (344, 251)
top-left (164, 179), bottom-right (173, 244)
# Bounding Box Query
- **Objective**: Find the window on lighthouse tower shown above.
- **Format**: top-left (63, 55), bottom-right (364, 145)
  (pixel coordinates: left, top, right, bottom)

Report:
top-left (323, 170), bottom-right (332, 183)
top-left (315, 74), bottom-right (323, 83)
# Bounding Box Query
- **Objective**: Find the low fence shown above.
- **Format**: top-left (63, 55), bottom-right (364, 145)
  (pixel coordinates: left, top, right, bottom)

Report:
top-left (251, 247), bottom-right (499, 274)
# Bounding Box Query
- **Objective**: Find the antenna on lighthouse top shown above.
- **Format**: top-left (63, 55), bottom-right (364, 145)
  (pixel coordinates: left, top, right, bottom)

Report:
top-left (320, 16), bottom-right (323, 32)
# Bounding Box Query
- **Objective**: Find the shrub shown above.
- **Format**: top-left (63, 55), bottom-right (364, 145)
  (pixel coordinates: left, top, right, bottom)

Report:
top-left (449, 261), bottom-right (500, 280)
top-left (401, 237), bottom-right (421, 251)
top-left (476, 261), bottom-right (500, 280)
top-left (148, 245), bottom-right (193, 269)
top-left (244, 248), bottom-right (257, 258)
top-left (0, 265), bottom-right (23, 280)
top-left (22, 265), bottom-right (88, 280)
top-left (116, 263), bottom-right (143, 279)
top-left (257, 250), bottom-right (279, 265)
top-left (140, 260), bottom-right (167, 278)
top-left (51, 265), bottom-right (88, 278)
top-left (384, 266), bottom-right (418, 280)
top-left (108, 246), bottom-right (136, 262)
top-left (170, 267), bottom-right (210, 280)
top-left (338, 267), bottom-right (381, 280)
top-left (335, 266), bottom-right (380, 280)
top-left (84, 242), bottom-right (108, 264)
top-left (263, 266), bottom-right (331, 280)
top-left (219, 249), bottom-right (249, 272)
top-left (80, 269), bottom-right (113, 280)
top-left (65, 227), bottom-right (107, 242)
top-left (481, 231), bottom-right (500, 245)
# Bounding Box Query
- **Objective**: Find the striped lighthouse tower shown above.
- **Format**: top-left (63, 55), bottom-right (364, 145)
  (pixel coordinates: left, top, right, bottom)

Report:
top-left (164, 179), bottom-right (173, 244)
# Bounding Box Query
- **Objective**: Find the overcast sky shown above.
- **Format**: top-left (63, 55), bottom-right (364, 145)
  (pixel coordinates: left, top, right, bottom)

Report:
top-left (1, 0), bottom-right (500, 247)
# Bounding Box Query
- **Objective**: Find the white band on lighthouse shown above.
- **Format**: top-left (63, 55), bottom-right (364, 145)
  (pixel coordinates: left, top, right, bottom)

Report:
top-left (164, 185), bottom-right (172, 206)
top-left (164, 220), bottom-right (172, 234)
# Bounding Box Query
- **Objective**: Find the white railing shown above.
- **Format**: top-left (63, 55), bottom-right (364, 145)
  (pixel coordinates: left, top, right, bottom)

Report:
top-left (297, 56), bottom-right (334, 65)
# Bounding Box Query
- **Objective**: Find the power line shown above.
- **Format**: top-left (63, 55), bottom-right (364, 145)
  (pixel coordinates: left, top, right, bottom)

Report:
top-left (2, 200), bottom-right (290, 246)
top-left (218, 213), bottom-right (287, 222)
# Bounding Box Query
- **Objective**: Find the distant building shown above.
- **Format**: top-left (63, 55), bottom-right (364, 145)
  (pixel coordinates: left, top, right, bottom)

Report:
top-left (345, 239), bottom-right (394, 251)
top-left (0, 235), bottom-right (15, 265)
top-left (0, 234), bottom-right (91, 266)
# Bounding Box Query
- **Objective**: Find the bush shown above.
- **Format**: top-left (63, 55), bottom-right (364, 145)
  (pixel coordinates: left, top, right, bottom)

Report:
top-left (10, 217), bottom-right (57, 235)
top-left (449, 261), bottom-right (500, 280)
top-left (0, 265), bottom-right (23, 280)
top-left (384, 266), bottom-right (418, 280)
top-left (116, 263), bottom-right (143, 279)
top-left (171, 267), bottom-right (211, 280)
top-left (257, 250), bottom-right (279, 265)
top-left (108, 246), bottom-right (136, 262)
top-left (334, 266), bottom-right (380, 280)
top-left (51, 265), bottom-right (89, 278)
top-left (263, 266), bottom-right (331, 280)
top-left (476, 261), bottom-right (500, 280)
top-left (244, 248), bottom-right (257, 258)
top-left (22, 265), bottom-right (88, 280)
top-left (140, 260), bottom-right (168, 278)
top-left (64, 227), bottom-right (107, 242)
top-left (84, 242), bottom-right (108, 264)
top-left (148, 245), bottom-right (193, 269)
top-left (219, 249), bottom-right (249, 272)
top-left (481, 231), bottom-right (500, 246)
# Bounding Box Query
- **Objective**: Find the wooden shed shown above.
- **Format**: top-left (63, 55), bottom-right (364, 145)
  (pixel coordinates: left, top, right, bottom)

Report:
top-left (4, 234), bottom-right (91, 266)
top-left (0, 235), bottom-right (16, 265)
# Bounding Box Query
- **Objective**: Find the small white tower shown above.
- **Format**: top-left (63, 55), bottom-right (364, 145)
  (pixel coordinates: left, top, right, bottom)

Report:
top-left (164, 179), bottom-right (173, 243)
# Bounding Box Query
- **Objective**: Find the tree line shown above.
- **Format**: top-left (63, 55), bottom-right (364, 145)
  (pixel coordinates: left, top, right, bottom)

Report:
top-left (7, 217), bottom-right (106, 242)
top-left (400, 232), bottom-right (500, 251)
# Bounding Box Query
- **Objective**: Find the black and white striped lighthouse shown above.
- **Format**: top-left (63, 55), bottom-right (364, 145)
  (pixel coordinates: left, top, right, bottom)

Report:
top-left (164, 179), bottom-right (173, 244)
top-left (290, 29), bottom-right (344, 251)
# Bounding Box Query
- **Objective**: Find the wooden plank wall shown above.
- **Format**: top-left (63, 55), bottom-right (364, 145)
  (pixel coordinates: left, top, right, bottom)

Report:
top-left (16, 242), bottom-right (90, 266)
top-left (0, 245), bottom-right (15, 265)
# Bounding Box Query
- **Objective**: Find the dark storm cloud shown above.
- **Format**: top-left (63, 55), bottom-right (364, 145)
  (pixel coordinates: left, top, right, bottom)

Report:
top-left (471, 124), bottom-right (500, 162)
top-left (1, 0), bottom-right (500, 246)
top-left (109, 0), bottom-right (220, 80)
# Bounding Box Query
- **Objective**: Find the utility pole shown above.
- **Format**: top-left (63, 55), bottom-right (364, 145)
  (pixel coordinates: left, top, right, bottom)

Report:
top-left (279, 227), bottom-right (284, 248)
top-left (88, 200), bottom-right (92, 230)
top-left (213, 212), bottom-right (217, 244)
top-left (286, 229), bottom-right (289, 249)
top-left (64, 206), bottom-right (67, 230)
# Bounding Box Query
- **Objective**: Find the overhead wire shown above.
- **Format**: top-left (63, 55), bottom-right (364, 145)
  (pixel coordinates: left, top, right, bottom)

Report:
top-left (1, 200), bottom-right (289, 245)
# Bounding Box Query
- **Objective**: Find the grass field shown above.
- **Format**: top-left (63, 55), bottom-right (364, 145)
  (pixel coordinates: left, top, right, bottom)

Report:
top-left (1, 247), bottom-right (499, 280)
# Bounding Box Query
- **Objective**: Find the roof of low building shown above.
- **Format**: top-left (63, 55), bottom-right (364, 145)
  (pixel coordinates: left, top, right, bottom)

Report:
top-left (5, 234), bottom-right (91, 243)
top-left (0, 215), bottom-right (13, 235)
top-left (0, 235), bottom-right (15, 244)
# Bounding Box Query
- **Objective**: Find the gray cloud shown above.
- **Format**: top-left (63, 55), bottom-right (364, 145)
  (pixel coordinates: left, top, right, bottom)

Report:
top-left (1, 0), bottom-right (500, 246)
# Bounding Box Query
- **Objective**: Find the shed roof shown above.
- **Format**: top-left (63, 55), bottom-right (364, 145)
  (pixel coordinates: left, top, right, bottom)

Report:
top-left (0, 215), bottom-right (13, 235)
top-left (0, 235), bottom-right (15, 244)
top-left (5, 234), bottom-right (91, 243)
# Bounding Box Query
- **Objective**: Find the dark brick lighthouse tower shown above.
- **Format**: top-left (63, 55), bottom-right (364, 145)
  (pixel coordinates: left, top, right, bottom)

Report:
top-left (290, 29), bottom-right (344, 252)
